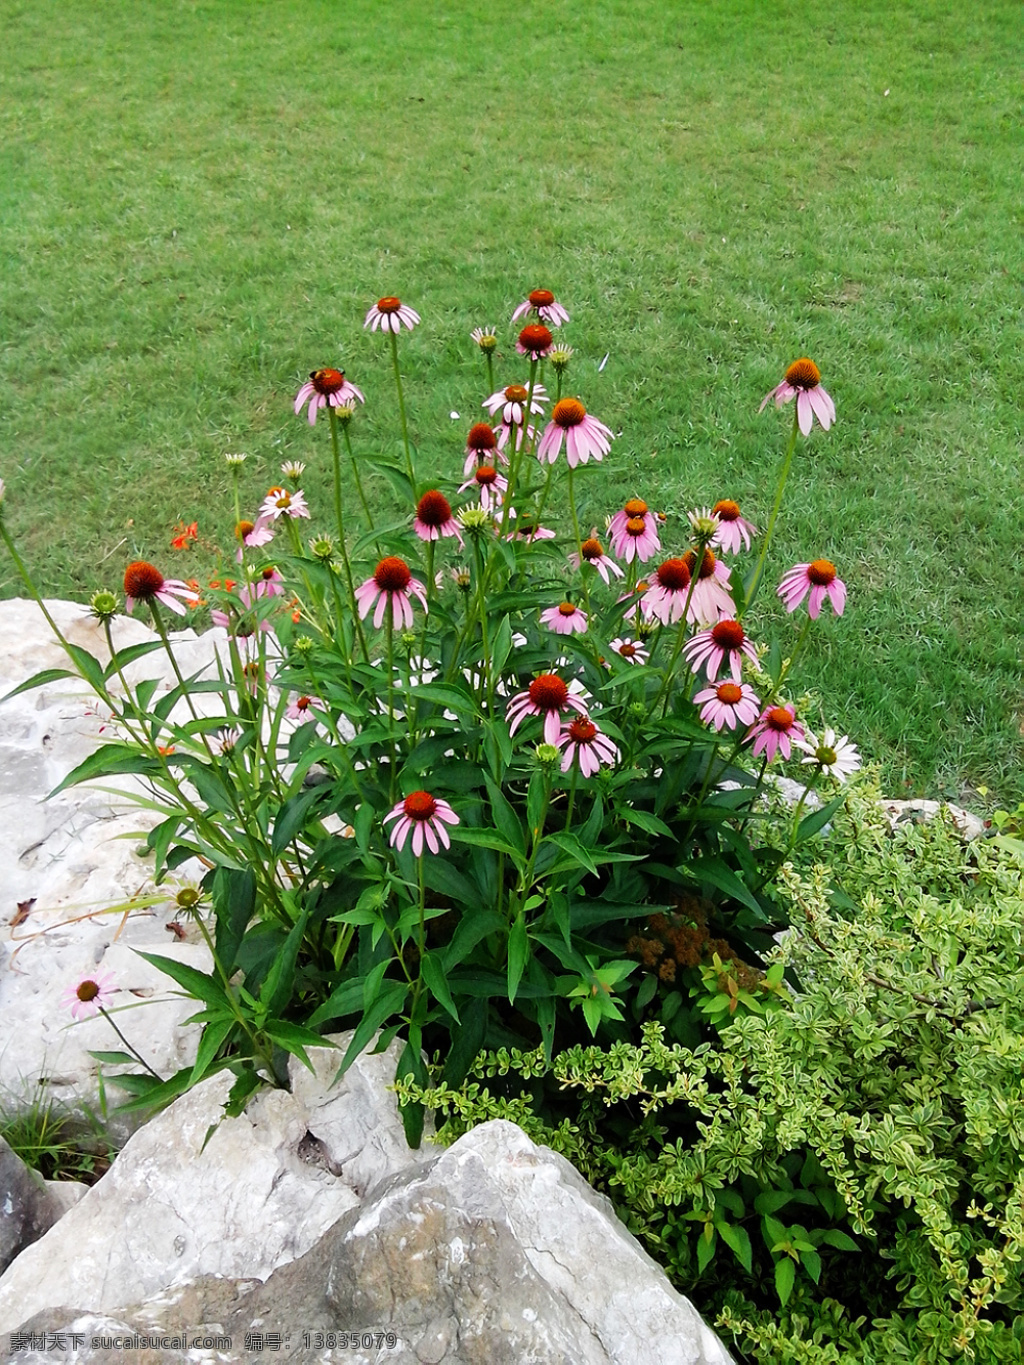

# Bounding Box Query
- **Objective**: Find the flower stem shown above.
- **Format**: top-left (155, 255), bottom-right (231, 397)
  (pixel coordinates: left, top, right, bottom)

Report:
top-left (98, 1007), bottom-right (162, 1080)
top-left (742, 406), bottom-right (799, 619)
top-left (389, 329), bottom-right (416, 495)
top-left (339, 416), bottom-right (375, 541)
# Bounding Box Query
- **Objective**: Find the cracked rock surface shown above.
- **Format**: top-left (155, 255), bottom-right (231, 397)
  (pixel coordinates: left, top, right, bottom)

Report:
top-left (5, 1120), bottom-right (733, 1365)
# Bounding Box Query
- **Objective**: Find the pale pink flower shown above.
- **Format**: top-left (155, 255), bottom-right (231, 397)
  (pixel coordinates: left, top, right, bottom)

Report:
top-left (683, 619), bottom-right (759, 683)
top-left (639, 558), bottom-right (694, 626)
top-left (355, 557), bottom-right (428, 630)
top-left (293, 367), bottom-right (365, 425)
top-left (541, 601), bottom-right (588, 636)
top-left (569, 535), bottom-right (624, 585)
top-left (507, 673), bottom-right (588, 746)
top-left (484, 382), bottom-right (548, 426)
top-left (536, 398), bottom-right (614, 468)
top-left (414, 491), bottom-right (463, 545)
top-left (608, 637), bottom-right (649, 665)
top-left (608, 499), bottom-right (661, 564)
top-left (364, 296), bottom-right (420, 333)
top-left (511, 288), bottom-right (570, 328)
top-left (759, 358), bottom-right (835, 435)
top-left (558, 715), bottom-right (619, 776)
top-left (123, 562), bottom-right (199, 617)
top-left (286, 694), bottom-right (326, 723)
top-left (694, 681), bottom-right (761, 732)
top-left (516, 323), bottom-right (553, 359)
top-left (243, 566), bottom-right (286, 602)
top-left (496, 419), bottom-right (538, 452)
top-left (237, 516), bottom-right (275, 557)
top-left (384, 791), bottom-right (459, 856)
top-left (458, 463), bottom-right (507, 513)
top-left (778, 559), bottom-right (847, 619)
top-left (61, 972), bottom-right (116, 1021)
top-left (710, 500), bottom-right (758, 554)
top-left (749, 704), bottom-right (806, 763)
top-left (640, 552), bottom-right (733, 626)
top-left (259, 487), bottom-right (310, 522)
top-left (505, 515), bottom-right (556, 542)
top-left (462, 422), bottom-right (506, 476)
top-left (795, 727), bottom-right (861, 782)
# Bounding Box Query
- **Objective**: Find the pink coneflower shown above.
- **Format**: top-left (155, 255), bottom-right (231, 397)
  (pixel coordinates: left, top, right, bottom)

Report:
top-left (795, 727), bottom-right (861, 782)
top-left (458, 463), bottom-right (507, 512)
top-left (124, 562), bottom-right (200, 617)
top-left (536, 398), bottom-right (614, 468)
top-left (541, 601), bottom-right (588, 636)
top-left (760, 358), bottom-right (835, 435)
top-left (384, 790), bottom-right (459, 856)
top-left (680, 549), bottom-right (735, 623)
top-left (234, 517), bottom-right (275, 563)
top-left (496, 419), bottom-right (538, 453)
top-left (608, 637), bottom-right (649, 665)
top-left (569, 536), bottom-right (624, 584)
top-left (293, 368), bottom-right (365, 426)
top-left (414, 491), bottom-right (463, 544)
top-left (710, 500), bottom-right (758, 554)
top-left (516, 323), bottom-right (553, 359)
top-left (355, 557), bottom-right (428, 629)
top-left (558, 715), bottom-right (619, 776)
top-left (260, 487), bottom-right (311, 522)
top-left (507, 673), bottom-right (588, 745)
top-left (749, 704), bottom-right (806, 763)
top-left (505, 515), bottom-right (556, 542)
top-left (364, 297), bottom-right (420, 333)
top-left (694, 681), bottom-right (761, 732)
top-left (683, 619), bottom-right (759, 683)
top-left (61, 972), bottom-right (116, 1021)
top-left (511, 288), bottom-right (570, 328)
top-left (470, 326), bottom-right (498, 353)
top-left (244, 565), bottom-right (287, 602)
top-left (484, 382), bottom-right (548, 426)
top-left (462, 422), bottom-right (507, 476)
top-left (608, 499), bottom-right (661, 564)
top-left (778, 559), bottom-right (847, 619)
top-left (640, 558), bottom-right (693, 626)
top-left (286, 694), bottom-right (326, 722)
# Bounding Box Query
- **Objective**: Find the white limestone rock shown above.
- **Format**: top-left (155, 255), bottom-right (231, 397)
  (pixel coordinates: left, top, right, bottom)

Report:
top-left (0, 1037), bottom-right (433, 1337)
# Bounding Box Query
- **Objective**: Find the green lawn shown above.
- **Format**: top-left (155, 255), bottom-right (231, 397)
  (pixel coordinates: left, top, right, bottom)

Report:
top-left (1, 0), bottom-right (1020, 804)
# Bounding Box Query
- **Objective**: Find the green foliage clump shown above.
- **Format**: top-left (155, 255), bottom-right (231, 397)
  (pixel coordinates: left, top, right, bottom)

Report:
top-left (401, 785), bottom-right (1024, 1362)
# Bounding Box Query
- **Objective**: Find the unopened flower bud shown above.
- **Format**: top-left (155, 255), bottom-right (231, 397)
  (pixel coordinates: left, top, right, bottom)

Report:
top-left (548, 344), bottom-right (574, 374)
top-left (89, 590), bottom-right (119, 622)
top-left (457, 506), bottom-right (492, 536)
top-left (535, 744), bottom-right (560, 767)
top-left (292, 635), bottom-right (315, 655)
top-left (224, 452), bottom-right (248, 468)
top-left (281, 460), bottom-right (306, 481)
top-left (309, 534), bottom-right (335, 560)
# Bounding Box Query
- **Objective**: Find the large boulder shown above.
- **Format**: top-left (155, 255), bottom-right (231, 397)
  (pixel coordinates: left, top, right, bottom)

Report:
top-left (3, 1117), bottom-right (734, 1365)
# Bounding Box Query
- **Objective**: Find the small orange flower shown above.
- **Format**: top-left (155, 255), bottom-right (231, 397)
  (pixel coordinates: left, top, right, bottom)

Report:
top-left (170, 521), bottom-right (198, 550)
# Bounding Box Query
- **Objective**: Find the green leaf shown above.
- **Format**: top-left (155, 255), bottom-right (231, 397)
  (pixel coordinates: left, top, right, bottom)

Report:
top-left (421, 950), bottom-right (460, 1023)
top-left (482, 718), bottom-right (513, 780)
top-left (50, 744), bottom-right (160, 798)
top-left (405, 681), bottom-right (477, 716)
top-left (87, 1050), bottom-right (139, 1066)
top-left (490, 614), bottom-right (513, 680)
top-left (333, 981), bottom-right (409, 1081)
top-left (795, 791), bottom-right (847, 843)
top-left (62, 642), bottom-right (107, 693)
top-left (526, 770), bottom-right (548, 843)
top-left (112, 1065), bottom-right (197, 1115)
top-left (507, 913), bottom-right (530, 1005)
top-left (212, 866), bottom-right (256, 975)
top-left (819, 1229), bottom-right (859, 1252)
top-left (754, 1190), bottom-right (798, 1215)
top-left (441, 998), bottom-right (489, 1087)
top-left (717, 1221), bottom-right (753, 1273)
top-left (1, 666), bottom-right (77, 704)
top-left (775, 1256), bottom-right (796, 1306)
top-left (484, 773), bottom-right (526, 856)
top-left (262, 1020), bottom-right (332, 1073)
top-left (306, 978), bottom-right (364, 1029)
top-left (223, 1065), bottom-right (263, 1118)
top-left (442, 908), bottom-right (505, 971)
top-left (395, 1038), bottom-right (428, 1148)
top-left (616, 806), bottom-right (674, 839)
top-left (189, 1017), bottom-right (236, 1086)
top-left (683, 854), bottom-right (766, 919)
top-left (696, 1225), bottom-right (717, 1273)
top-left (802, 1248), bottom-right (822, 1284)
top-left (134, 951), bottom-right (230, 1010)
top-left (450, 826), bottom-right (522, 860)
top-left (544, 830), bottom-right (599, 877)
top-left (259, 907), bottom-right (309, 1018)
top-left (271, 786), bottom-right (328, 857)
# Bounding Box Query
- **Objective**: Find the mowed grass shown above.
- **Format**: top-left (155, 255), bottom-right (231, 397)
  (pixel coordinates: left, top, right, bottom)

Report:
top-left (0, 0), bottom-right (1020, 804)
